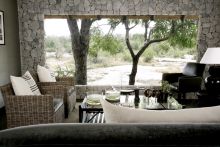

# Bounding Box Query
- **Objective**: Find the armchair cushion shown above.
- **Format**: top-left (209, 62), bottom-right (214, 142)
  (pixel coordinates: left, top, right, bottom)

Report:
top-left (37, 65), bottom-right (56, 82)
top-left (10, 76), bottom-right (34, 96)
top-left (22, 71), bottom-right (41, 95)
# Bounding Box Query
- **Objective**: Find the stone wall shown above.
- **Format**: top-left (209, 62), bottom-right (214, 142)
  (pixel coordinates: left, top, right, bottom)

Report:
top-left (17, 0), bottom-right (220, 73)
top-left (197, 1), bottom-right (220, 60)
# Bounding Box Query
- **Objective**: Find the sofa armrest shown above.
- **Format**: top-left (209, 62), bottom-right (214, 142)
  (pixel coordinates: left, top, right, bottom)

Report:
top-left (40, 85), bottom-right (65, 100)
top-left (4, 95), bottom-right (54, 128)
top-left (162, 73), bottom-right (183, 83)
top-left (37, 81), bottom-right (72, 87)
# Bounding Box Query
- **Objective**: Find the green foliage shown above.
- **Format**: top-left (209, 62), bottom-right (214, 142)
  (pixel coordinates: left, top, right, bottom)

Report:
top-left (55, 65), bottom-right (74, 77)
top-left (150, 41), bottom-right (197, 59)
top-left (161, 80), bottom-right (171, 93)
top-left (152, 20), bottom-right (197, 48)
top-left (44, 36), bottom-right (72, 58)
top-left (143, 48), bottom-right (155, 62)
top-left (107, 19), bottom-right (121, 32)
top-left (89, 28), bottom-right (123, 59)
top-left (169, 20), bottom-right (197, 48)
top-left (158, 42), bottom-right (170, 52)
top-left (121, 50), bottom-right (132, 62)
top-left (153, 20), bottom-right (172, 39)
top-left (130, 34), bottom-right (145, 51)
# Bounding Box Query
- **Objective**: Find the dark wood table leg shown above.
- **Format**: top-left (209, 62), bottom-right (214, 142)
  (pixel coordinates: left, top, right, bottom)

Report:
top-left (78, 105), bottom-right (83, 123)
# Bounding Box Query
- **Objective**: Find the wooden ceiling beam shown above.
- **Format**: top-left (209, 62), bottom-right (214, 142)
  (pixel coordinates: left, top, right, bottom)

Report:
top-left (44, 15), bottom-right (199, 20)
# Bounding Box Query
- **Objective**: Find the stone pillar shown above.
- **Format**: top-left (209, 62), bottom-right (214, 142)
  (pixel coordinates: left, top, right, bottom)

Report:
top-left (197, 0), bottom-right (220, 85)
top-left (17, 0), bottom-right (45, 74)
top-left (197, 0), bottom-right (220, 61)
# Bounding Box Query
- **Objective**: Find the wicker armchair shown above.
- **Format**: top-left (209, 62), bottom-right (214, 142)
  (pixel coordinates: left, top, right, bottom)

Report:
top-left (31, 73), bottom-right (75, 118)
top-left (0, 83), bottom-right (65, 128)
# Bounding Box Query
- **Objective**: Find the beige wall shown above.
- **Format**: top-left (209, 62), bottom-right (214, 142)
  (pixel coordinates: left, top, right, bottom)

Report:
top-left (0, 0), bottom-right (21, 107)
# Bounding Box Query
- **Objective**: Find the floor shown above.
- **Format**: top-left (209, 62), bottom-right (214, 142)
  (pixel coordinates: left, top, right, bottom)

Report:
top-left (64, 103), bottom-right (80, 123)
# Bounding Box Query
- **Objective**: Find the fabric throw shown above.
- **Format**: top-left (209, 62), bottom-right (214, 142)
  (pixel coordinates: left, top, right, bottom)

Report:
top-left (22, 71), bottom-right (41, 95)
top-left (37, 65), bottom-right (56, 82)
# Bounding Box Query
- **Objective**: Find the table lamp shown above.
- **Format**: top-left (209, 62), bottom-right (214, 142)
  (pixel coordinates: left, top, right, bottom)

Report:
top-left (200, 47), bottom-right (220, 95)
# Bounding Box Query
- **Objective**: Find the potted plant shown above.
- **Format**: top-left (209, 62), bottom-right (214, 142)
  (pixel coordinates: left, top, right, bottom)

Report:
top-left (161, 80), bottom-right (171, 102)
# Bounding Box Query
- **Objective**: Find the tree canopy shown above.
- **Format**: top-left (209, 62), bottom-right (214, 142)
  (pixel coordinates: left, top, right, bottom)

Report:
top-left (107, 18), bottom-right (198, 85)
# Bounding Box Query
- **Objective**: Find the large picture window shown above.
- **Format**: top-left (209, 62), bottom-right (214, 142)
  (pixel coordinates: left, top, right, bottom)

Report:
top-left (0, 10), bottom-right (5, 45)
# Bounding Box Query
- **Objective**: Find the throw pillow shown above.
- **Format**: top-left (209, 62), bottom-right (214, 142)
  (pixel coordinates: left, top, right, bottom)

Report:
top-left (100, 98), bottom-right (220, 123)
top-left (10, 76), bottom-right (34, 96)
top-left (37, 65), bottom-right (56, 82)
top-left (22, 71), bottom-right (41, 95)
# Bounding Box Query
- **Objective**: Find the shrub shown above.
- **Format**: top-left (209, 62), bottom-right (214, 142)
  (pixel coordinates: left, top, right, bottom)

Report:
top-left (143, 48), bottom-right (155, 62)
top-left (55, 65), bottom-right (74, 77)
top-left (121, 50), bottom-right (132, 62)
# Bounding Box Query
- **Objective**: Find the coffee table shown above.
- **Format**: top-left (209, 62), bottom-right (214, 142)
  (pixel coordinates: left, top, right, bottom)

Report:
top-left (79, 94), bottom-right (187, 123)
top-left (79, 98), bottom-right (104, 123)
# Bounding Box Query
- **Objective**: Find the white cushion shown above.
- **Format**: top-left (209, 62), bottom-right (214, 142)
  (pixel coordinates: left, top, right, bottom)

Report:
top-left (22, 71), bottom-right (41, 95)
top-left (100, 98), bottom-right (220, 123)
top-left (37, 65), bottom-right (56, 82)
top-left (10, 76), bottom-right (34, 96)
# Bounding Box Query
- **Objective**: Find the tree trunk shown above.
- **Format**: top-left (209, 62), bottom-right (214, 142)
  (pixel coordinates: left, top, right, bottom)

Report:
top-left (73, 45), bottom-right (88, 85)
top-left (129, 57), bottom-right (139, 85)
top-left (123, 18), bottom-right (173, 85)
top-left (67, 17), bottom-right (94, 85)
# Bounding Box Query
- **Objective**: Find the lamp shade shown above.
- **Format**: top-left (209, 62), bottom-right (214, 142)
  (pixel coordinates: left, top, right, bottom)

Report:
top-left (200, 47), bottom-right (220, 64)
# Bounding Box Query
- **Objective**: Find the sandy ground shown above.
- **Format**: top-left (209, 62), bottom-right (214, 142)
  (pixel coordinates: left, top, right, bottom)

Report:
top-left (88, 65), bottom-right (162, 86)
top-left (87, 62), bottom-right (185, 86)
top-left (46, 53), bottom-right (195, 86)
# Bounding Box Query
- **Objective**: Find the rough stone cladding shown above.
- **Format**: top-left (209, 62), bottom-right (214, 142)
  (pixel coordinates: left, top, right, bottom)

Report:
top-left (17, 0), bottom-right (220, 73)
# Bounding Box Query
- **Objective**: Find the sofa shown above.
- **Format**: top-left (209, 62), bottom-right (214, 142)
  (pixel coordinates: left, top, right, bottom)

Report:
top-left (0, 123), bottom-right (220, 146)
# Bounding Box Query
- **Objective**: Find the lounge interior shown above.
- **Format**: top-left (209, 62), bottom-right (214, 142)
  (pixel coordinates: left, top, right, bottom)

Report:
top-left (1, 0), bottom-right (220, 146)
